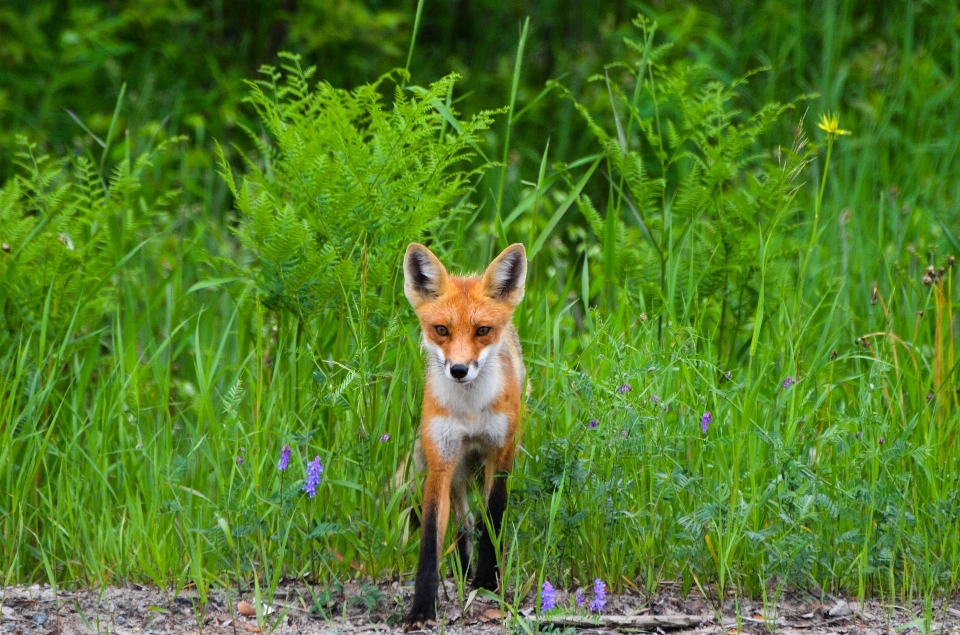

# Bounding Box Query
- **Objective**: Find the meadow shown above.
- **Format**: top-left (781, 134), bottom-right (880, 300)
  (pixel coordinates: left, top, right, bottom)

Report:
top-left (2, 0), bottom-right (960, 629)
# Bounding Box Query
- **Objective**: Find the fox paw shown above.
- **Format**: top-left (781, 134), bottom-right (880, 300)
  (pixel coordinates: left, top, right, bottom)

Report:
top-left (403, 607), bottom-right (437, 632)
top-left (471, 572), bottom-right (499, 591)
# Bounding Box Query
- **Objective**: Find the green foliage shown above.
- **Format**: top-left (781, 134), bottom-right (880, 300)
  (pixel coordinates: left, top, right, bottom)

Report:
top-left (558, 17), bottom-right (817, 338)
top-left (0, 136), bottom-right (178, 344)
top-left (1, 0), bottom-right (960, 614)
top-left (220, 56), bottom-right (497, 322)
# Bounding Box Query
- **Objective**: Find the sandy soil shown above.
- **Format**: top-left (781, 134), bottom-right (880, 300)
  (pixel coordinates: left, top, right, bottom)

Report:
top-left (3, 579), bottom-right (959, 634)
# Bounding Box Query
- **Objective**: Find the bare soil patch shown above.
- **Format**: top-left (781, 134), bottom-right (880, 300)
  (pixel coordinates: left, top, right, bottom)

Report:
top-left (3, 580), bottom-right (959, 634)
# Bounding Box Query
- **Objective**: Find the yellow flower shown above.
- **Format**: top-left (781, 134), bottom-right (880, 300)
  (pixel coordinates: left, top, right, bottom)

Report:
top-left (817, 112), bottom-right (851, 136)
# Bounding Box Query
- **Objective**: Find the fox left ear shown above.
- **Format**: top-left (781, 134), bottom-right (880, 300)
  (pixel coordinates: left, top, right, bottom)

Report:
top-left (482, 244), bottom-right (527, 306)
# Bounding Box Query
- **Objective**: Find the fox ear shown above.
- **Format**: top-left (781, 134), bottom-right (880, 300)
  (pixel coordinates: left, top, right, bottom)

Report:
top-left (404, 243), bottom-right (449, 307)
top-left (482, 243), bottom-right (527, 306)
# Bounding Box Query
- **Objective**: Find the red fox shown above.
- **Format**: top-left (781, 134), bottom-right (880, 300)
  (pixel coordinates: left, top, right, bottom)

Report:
top-left (401, 242), bottom-right (527, 630)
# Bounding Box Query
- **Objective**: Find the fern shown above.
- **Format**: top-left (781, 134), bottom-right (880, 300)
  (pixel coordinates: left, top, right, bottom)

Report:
top-left (221, 55), bottom-right (498, 324)
top-left (561, 16), bottom-right (817, 346)
top-left (0, 136), bottom-right (180, 348)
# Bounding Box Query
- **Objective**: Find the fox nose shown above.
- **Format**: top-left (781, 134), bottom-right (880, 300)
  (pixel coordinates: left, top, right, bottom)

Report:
top-left (450, 364), bottom-right (469, 380)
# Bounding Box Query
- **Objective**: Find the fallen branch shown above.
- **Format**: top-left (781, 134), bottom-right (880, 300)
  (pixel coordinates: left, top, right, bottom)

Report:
top-left (542, 613), bottom-right (711, 631)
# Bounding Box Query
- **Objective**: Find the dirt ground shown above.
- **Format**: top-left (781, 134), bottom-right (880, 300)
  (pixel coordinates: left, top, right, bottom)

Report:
top-left (3, 579), bottom-right (959, 635)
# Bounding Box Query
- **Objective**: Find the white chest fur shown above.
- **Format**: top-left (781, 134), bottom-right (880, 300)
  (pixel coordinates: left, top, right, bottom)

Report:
top-left (428, 411), bottom-right (509, 461)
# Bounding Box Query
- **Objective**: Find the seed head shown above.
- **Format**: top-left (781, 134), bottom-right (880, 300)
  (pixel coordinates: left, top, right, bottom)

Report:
top-left (870, 285), bottom-right (878, 305)
top-left (878, 437), bottom-right (885, 445)
top-left (948, 256), bottom-right (956, 268)
top-left (830, 350), bottom-right (838, 361)
top-left (1, 243), bottom-right (9, 253)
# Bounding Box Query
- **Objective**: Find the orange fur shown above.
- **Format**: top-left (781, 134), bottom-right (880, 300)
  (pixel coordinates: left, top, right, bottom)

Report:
top-left (402, 243), bottom-right (527, 629)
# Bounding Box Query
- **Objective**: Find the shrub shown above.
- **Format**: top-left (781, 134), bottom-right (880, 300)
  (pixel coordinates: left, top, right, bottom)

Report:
top-left (220, 55), bottom-right (498, 327)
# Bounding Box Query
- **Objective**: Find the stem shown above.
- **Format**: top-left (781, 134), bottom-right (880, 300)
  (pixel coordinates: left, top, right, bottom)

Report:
top-left (796, 134), bottom-right (834, 309)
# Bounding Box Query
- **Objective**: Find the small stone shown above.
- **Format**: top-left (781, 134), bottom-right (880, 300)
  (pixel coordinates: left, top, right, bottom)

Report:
top-left (828, 599), bottom-right (852, 617)
top-left (34, 611), bottom-right (48, 626)
top-left (0, 607), bottom-right (14, 621)
top-left (117, 616), bottom-right (126, 625)
top-left (4, 623), bottom-right (16, 632)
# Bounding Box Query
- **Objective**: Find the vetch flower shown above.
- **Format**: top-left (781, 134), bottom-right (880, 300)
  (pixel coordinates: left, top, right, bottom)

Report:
top-left (700, 411), bottom-right (712, 433)
top-left (278, 445), bottom-right (291, 472)
top-left (588, 419), bottom-right (599, 429)
top-left (236, 456), bottom-right (244, 466)
top-left (782, 377), bottom-right (797, 390)
top-left (540, 580), bottom-right (556, 612)
top-left (618, 384), bottom-right (632, 394)
top-left (649, 395), bottom-right (660, 404)
top-left (817, 112), bottom-right (851, 136)
top-left (379, 433), bottom-right (391, 442)
top-left (575, 590), bottom-right (585, 607)
top-left (303, 456), bottom-right (324, 498)
top-left (590, 578), bottom-right (607, 613)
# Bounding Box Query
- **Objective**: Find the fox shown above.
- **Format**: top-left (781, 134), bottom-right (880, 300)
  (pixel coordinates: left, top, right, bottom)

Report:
top-left (401, 242), bottom-right (527, 630)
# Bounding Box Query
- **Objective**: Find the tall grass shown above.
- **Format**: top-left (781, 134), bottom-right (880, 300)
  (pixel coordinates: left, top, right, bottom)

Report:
top-left (2, 3), bottom-right (959, 623)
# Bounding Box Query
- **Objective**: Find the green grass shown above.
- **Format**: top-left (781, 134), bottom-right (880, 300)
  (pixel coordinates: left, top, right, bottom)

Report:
top-left (2, 1), bottom-right (960, 626)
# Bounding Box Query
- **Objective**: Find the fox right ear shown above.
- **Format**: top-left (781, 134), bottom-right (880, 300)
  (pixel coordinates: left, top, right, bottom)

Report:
top-left (404, 243), bottom-right (448, 307)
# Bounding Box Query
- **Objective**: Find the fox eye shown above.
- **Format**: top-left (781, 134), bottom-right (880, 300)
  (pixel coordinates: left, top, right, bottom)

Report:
top-left (475, 326), bottom-right (491, 337)
top-left (434, 325), bottom-right (449, 337)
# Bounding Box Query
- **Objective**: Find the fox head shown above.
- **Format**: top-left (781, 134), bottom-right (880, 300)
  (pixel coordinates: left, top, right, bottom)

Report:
top-left (403, 243), bottom-right (526, 385)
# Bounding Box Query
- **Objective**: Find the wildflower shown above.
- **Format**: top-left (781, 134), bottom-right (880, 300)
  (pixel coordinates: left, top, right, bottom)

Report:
top-left (589, 419), bottom-right (599, 429)
top-left (618, 384), bottom-right (632, 394)
top-left (379, 433), bottom-right (391, 442)
top-left (303, 456), bottom-right (324, 498)
top-left (878, 437), bottom-right (885, 445)
top-left (575, 590), bottom-right (585, 607)
top-left (700, 411), bottom-right (712, 433)
top-left (782, 377), bottom-right (797, 390)
top-left (236, 456), bottom-right (244, 466)
top-left (649, 395), bottom-right (659, 404)
top-left (816, 112), bottom-right (851, 136)
top-left (278, 445), bottom-right (291, 472)
top-left (540, 580), bottom-right (556, 612)
top-left (590, 578), bottom-right (607, 613)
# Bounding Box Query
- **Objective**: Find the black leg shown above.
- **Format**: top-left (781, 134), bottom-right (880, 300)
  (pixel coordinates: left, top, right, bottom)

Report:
top-left (472, 475), bottom-right (507, 590)
top-left (404, 504), bottom-right (439, 629)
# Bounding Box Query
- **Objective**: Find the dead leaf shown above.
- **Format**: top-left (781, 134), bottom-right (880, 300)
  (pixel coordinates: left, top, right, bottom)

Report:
top-left (244, 624), bottom-right (262, 633)
top-left (478, 608), bottom-right (501, 622)
top-left (237, 600), bottom-right (256, 617)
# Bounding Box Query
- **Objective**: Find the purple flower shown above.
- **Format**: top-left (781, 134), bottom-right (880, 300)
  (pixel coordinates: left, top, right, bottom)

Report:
top-left (303, 456), bottom-right (324, 498)
top-left (278, 445), bottom-right (291, 472)
top-left (540, 580), bottom-right (556, 612)
top-left (236, 456), bottom-right (244, 466)
top-left (782, 376), bottom-right (797, 390)
top-left (589, 419), bottom-right (599, 428)
top-left (575, 590), bottom-right (585, 607)
top-left (700, 411), bottom-right (712, 433)
top-left (618, 384), bottom-right (632, 394)
top-left (649, 395), bottom-right (660, 404)
top-left (590, 578), bottom-right (607, 613)
top-left (379, 433), bottom-right (391, 443)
